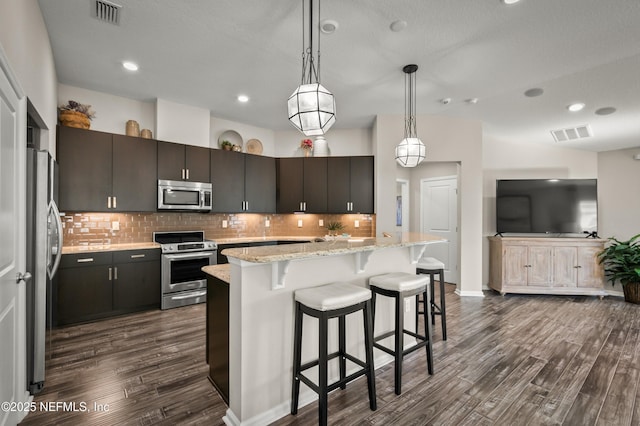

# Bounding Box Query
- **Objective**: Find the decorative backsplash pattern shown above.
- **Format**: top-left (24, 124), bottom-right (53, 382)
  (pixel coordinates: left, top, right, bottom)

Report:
top-left (61, 212), bottom-right (376, 247)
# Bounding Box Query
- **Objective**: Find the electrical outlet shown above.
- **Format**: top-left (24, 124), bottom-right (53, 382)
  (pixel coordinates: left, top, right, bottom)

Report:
top-left (319, 219), bottom-right (324, 227)
top-left (112, 221), bottom-right (120, 231)
top-left (404, 298), bottom-right (411, 312)
top-left (297, 219), bottom-right (303, 228)
top-left (265, 219), bottom-right (270, 227)
top-left (222, 220), bottom-right (228, 228)
top-left (354, 220), bottom-right (360, 228)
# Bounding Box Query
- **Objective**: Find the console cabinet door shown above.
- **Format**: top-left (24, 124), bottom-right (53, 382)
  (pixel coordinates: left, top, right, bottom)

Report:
top-left (553, 247), bottom-right (578, 287)
top-left (528, 246), bottom-right (553, 287)
top-left (503, 245), bottom-right (528, 286)
top-left (577, 246), bottom-right (604, 288)
top-left (57, 126), bottom-right (112, 212)
top-left (112, 135), bottom-right (157, 212)
top-left (245, 154), bottom-right (276, 213)
top-left (211, 149), bottom-right (245, 213)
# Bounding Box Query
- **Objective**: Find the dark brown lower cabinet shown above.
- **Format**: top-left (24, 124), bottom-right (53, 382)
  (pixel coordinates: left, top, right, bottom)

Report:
top-left (56, 249), bottom-right (161, 326)
top-left (207, 275), bottom-right (229, 404)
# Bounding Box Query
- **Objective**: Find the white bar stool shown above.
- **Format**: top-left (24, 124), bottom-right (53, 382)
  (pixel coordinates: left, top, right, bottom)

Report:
top-left (291, 282), bottom-right (377, 426)
top-left (416, 257), bottom-right (447, 340)
top-left (369, 272), bottom-right (433, 395)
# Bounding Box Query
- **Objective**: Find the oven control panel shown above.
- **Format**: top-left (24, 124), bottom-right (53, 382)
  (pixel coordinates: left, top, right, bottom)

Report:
top-left (161, 240), bottom-right (217, 254)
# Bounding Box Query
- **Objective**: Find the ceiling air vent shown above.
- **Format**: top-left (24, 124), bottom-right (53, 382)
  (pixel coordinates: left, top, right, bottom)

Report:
top-left (550, 125), bottom-right (592, 142)
top-left (92, 0), bottom-right (122, 25)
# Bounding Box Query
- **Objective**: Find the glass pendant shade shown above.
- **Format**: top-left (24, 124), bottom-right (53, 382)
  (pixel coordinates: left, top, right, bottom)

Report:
top-left (395, 64), bottom-right (425, 167)
top-left (395, 137), bottom-right (426, 167)
top-left (288, 83), bottom-right (336, 136)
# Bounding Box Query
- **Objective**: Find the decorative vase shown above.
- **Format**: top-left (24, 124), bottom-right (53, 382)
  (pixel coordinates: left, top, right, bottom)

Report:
top-left (303, 148), bottom-right (312, 157)
top-left (59, 110), bottom-right (90, 129)
top-left (314, 136), bottom-right (329, 156)
top-left (126, 120), bottom-right (140, 137)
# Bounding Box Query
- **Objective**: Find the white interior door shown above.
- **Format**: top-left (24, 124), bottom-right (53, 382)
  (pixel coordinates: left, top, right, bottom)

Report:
top-left (0, 53), bottom-right (28, 426)
top-left (420, 176), bottom-right (458, 283)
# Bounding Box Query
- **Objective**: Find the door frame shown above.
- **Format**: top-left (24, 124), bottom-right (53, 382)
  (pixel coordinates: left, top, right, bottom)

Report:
top-left (0, 46), bottom-right (29, 426)
top-left (419, 175), bottom-right (459, 284)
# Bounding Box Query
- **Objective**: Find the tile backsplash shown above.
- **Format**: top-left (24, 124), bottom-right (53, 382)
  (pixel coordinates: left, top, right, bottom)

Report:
top-left (61, 212), bottom-right (376, 247)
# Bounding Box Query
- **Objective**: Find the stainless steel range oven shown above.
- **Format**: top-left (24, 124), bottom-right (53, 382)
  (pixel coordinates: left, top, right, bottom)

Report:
top-left (153, 231), bottom-right (217, 309)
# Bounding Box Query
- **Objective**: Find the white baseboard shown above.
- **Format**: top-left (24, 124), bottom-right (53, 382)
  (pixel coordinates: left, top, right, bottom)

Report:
top-left (455, 289), bottom-right (485, 297)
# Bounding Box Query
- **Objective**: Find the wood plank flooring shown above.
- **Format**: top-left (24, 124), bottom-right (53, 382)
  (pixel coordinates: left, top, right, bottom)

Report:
top-left (20, 286), bottom-right (640, 425)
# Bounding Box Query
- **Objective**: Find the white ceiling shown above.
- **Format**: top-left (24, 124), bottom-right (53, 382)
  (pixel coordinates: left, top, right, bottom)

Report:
top-left (38, 0), bottom-right (640, 152)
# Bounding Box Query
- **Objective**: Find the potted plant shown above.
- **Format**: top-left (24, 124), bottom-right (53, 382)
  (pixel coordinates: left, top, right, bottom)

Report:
top-left (326, 221), bottom-right (345, 237)
top-left (58, 100), bottom-right (96, 129)
top-left (597, 234), bottom-right (640, 304)
top-left (221, 140), bottom-right (233, 151)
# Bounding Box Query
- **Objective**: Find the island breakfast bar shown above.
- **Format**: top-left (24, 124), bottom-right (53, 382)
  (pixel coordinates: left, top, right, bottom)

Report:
top-left (204, 233), bottom-right (445, 426)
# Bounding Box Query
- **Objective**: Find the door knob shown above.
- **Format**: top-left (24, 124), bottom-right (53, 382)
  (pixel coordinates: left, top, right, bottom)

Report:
top-left (16, 271), bottom-right (32, 284)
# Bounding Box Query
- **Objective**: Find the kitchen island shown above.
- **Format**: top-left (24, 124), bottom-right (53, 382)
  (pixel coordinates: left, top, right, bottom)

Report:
top-left (204, 233), bottom-right (444, 426)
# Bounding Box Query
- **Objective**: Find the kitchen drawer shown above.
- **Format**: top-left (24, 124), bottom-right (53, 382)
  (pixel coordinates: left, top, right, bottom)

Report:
top-left (113, 249), bottom-right (161, 263)
top-left (60, 252), bottom-right (113, 268)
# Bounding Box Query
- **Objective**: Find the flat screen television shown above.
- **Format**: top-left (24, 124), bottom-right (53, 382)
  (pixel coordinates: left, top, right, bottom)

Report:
top-left (496, 179), bottom-right (597, 234)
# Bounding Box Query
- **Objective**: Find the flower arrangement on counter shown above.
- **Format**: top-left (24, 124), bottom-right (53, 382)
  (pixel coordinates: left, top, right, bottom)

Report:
top-left (300, 138), bottom-right (313, 150)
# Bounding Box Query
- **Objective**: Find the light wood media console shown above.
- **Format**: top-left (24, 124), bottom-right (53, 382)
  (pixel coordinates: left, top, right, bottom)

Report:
top-left (488, 236), bottom-right (606, 297)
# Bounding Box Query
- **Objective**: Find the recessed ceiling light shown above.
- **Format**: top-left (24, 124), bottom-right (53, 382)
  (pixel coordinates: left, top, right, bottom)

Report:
top-left (502, 0), bottom-right (521, 4)
top-left (320, 19), bottom-right (339, 34)
top-left (465, 98), bottom-right (479, 104)
top-left (122, 61), bottom-right (138, 71)
top-left (237, 95), bottom-right (249, 103)
top-left (567, 102), bottom-right (585, 112)
top-left (595, 106), bottom-right (617, 116)
top-left (390, 20), bottom-right (408, 32)
top-left (524, 88), bottom-right (544, 97)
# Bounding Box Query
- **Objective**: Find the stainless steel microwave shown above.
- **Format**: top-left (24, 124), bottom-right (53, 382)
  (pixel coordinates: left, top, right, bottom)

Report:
top-left (157, 179), bottom-right (212, 211)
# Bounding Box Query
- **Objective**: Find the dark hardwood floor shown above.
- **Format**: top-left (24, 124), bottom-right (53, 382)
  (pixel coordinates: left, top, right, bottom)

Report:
top-left (21, 286), bottom-right (640, 425)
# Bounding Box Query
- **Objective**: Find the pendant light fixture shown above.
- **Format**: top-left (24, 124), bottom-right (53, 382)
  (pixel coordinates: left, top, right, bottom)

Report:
top-left (395, 64), bottom-right (426, 167)
top-left (287, 0), bottom-right (336, 136)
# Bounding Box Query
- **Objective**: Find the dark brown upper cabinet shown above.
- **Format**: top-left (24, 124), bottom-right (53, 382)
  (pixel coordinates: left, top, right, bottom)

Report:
top-left (211, 150), bottom-right (275, 213)
top-left (276, 157), bottom-right (327, 213)
top-left (327, 156), bottom-right (374, 214)
top-left (57, 126), bottom-right (157, 212)
top-left (158, 141), bottom-right (210, 182)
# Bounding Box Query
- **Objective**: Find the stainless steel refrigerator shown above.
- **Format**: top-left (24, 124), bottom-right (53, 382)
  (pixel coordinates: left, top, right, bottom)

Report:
top-left (26, 148), bottom-right (63, 394)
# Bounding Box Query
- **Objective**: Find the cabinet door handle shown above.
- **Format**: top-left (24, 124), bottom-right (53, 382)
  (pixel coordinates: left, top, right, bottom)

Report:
top-left (574, 265), bottom-right (582, 269)
top-left (346, 201), bottom-right (350, 211)
top-left (113, 196), bottom-right (117, 209)
top-left (114, 266), bottom-right (118, 280)
top-left (299, 202), bottom-right (303, 211)
top-left (181, 169), bottom-right (185, 179)
top-left (107, 196), bottom-right (112, 209)
top-left (186, 169), bottom-right (190, 180)
top-left (130, 254), bottom-right (146, 259)
top-left (77, 258), bottom-right (94, 263)
top-left (245, 201), bottom-right (249, 211)
top-left (108, 267), bottom-right (112, 281)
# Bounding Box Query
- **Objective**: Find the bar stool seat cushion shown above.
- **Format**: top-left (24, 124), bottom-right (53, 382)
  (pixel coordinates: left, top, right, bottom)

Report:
top-left (417, 257), bottom-right (445, 270)
top-left (295, 282), bottom-right (371, 311)
top-left (369, 272), bottom-right (429, 292)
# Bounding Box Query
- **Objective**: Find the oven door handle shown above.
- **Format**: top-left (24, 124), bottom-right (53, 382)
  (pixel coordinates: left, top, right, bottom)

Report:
top-left (171, 290), bottom-right (207, 300)
top-left (164, 251), bottom-right (216, 261)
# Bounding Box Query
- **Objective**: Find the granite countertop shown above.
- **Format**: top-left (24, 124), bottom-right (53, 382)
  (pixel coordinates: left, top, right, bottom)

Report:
top-left (213, 236), bottom-right (318, 244)
top-left (62, 242), bottom-right (161, 254)
top-left (202, 264), bottom-right (231, 283)
top-left (222, 233), bottom-right (446, 264)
